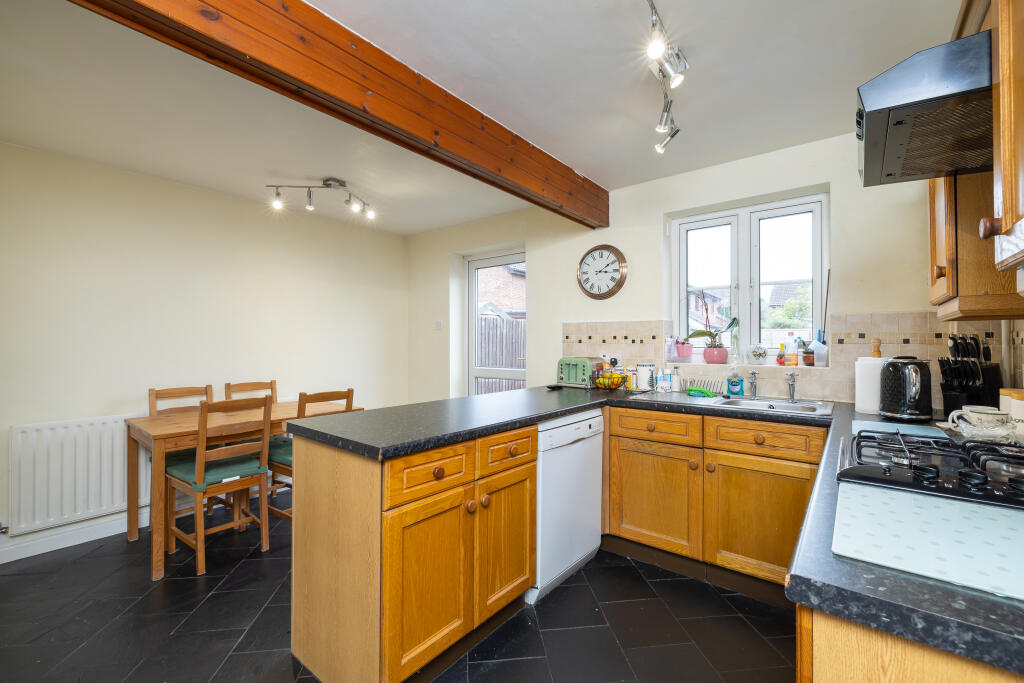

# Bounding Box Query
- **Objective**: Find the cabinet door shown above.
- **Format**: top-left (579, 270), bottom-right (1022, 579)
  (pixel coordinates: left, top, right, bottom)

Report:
top-left (608, 437), bottom-right (702, 558)
top-left (702, 449), bottom-right (816, 585)
top-left (382, 484), bottom-right (474, 682)
top-left (929, 176), bottom-right (957, 304)
top-left (997, 0), bottom-right (1024, 237)
top-left (474, 463), bottom-right (537, 625)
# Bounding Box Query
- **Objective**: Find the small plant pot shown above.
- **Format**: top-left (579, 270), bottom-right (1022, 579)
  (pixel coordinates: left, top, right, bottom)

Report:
top-left (675, 341), bottom-right (693, 358)
top-left (703, 347), bottom-right (728, 364)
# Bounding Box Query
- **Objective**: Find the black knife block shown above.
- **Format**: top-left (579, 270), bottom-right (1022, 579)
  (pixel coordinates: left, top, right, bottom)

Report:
top-left (940, 362), bottom-right (1002, 417)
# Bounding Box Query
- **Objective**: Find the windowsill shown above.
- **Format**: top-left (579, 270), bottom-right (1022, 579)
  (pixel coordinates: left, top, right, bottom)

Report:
top-left (666, 355), bottom-right (830, 370)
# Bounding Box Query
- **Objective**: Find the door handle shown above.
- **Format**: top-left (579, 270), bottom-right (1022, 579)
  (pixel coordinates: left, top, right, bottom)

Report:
top-left (688, 460), bottom-right (698, 470)
top-left (480, 494), bottom-right (491, 508)
top-left (465, 500), bottom-right (477, 514)
top-left (433, 466), bottom-right (445, 480)
top-left (706, 462), bottom-right (716, 473)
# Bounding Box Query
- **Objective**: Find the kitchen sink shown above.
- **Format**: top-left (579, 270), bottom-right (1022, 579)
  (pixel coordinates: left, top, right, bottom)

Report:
top-left (714, 397), bottom-right (834, 416)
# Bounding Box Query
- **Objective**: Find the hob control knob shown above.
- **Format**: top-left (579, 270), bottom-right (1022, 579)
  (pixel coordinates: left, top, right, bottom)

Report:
top-left (957, 468), bottom-right (988, 488)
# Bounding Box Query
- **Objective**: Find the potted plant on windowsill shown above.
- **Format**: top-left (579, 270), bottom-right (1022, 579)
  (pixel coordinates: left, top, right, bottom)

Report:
top-left (686, 290), bottom-right (738, 364)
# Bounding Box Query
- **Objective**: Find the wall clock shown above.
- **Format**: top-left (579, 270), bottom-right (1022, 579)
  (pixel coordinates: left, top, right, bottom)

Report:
top-left (577, 244), bottom-right (628, 299)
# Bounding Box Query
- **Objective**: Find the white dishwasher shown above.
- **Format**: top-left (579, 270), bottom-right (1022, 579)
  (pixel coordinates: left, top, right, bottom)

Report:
top-left (524, 408), bottom-right (604, 604)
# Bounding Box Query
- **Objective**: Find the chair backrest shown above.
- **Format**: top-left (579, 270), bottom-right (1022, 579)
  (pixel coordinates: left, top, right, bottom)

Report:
top-left (298, 388), bottom-right (355, 418)
top-left (148, 385), bottom-right (214, 416)
top-left (224, 380), bottom-right (277, 403)
top-left (194, 396), bottom-right (273, 486)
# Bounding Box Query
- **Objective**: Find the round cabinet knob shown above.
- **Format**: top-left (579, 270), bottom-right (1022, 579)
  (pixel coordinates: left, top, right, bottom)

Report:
top-left (933, 264), bottom-right (946, 280)
top-left (480, 494), bottom-right (491, 508)
top-left (706, 463), bottom-right (716, 473)
top-left (754, 434), bottom-right (766, 445)
top-left (508, 444), bottom-right (521, 456)
top-left (688, 460), bottom-right (699, 470)
top-left (980, 216), bottom-right (1002, 239)
top-left (646, 423), bottom-right (656, 432)
top-left (432, 466), bottom-right (445, 480)
top-left (465, 500), bottom-right (477, 514)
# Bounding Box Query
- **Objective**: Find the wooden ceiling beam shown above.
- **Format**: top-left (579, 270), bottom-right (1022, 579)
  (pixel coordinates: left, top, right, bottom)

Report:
top-left (67, 0), bottom-right (610, 228)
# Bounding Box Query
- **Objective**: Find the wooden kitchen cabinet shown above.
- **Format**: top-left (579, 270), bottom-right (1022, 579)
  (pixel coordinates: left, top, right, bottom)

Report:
top-left (474, 463), bottom-right (537, 624)
top-left (927, 171), bottom-right (1024, 319)
top-left (608, 436), bottom-right (703, 558)
top-left (382, 484), bottom-right (475, 682)
top-left (702, 449), bottom-right (817, 584)
top-left (292, 425), bottom-right (537, 683)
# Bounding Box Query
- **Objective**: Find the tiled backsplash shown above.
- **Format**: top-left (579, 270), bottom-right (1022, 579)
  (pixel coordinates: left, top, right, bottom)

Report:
top-left (562, 313), bottom-right (1007, 406)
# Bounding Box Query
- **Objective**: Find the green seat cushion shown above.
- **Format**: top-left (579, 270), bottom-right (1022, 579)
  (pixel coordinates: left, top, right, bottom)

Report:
top-left (268, 438), bottom-right (293, 468)
top-left (165, 451), bottom-right (268, 492)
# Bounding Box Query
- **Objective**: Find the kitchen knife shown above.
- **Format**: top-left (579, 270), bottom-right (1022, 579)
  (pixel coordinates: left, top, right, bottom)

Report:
top-left (970, 335), bottom-right (982, 359)
top-left (983, 339), bottom-right (992, 363)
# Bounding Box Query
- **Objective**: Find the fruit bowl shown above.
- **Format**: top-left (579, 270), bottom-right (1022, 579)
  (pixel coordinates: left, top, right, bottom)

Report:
top-left (594, 372), bottom-right (626, 390)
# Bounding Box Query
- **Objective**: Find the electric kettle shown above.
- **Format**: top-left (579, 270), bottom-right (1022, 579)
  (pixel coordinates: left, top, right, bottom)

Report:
top-left (879, 356), bottom-right (932, 422)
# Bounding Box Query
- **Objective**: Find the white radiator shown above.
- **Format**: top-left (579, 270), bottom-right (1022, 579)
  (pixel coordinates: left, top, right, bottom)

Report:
top-left (8, 413), bottom-right (149, 536)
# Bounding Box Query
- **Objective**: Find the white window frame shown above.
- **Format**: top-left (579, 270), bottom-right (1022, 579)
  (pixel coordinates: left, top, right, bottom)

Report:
top-left (671, 193), bottom-right (829, 356)
top-left (467, 251), bottom-right (527, 395)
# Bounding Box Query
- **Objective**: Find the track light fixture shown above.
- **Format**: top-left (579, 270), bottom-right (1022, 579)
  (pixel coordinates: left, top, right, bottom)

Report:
top-left (655, 124), bottom-right (679, 154)
top-left (643, 0), bottom-right (689, 153)
top-left (264, 177), bottom-right (376, 220)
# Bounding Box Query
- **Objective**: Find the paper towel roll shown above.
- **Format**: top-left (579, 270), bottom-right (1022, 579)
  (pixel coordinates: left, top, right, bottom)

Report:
top-left (855, 357), bottom-right (888, 414)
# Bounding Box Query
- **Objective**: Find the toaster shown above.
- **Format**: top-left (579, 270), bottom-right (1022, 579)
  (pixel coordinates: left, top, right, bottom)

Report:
top-left (555, 357), bottom-right (604, 388)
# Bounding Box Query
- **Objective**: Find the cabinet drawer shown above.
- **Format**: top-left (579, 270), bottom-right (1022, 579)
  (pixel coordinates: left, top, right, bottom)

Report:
top-left (383, 441), bottom-right (476, 510)
top-left (703, 417), bottom-right (825, 464)
top-left (608, 408), bottom-right (702, 446)
top-left (476, 427), bottom-right (537, 478)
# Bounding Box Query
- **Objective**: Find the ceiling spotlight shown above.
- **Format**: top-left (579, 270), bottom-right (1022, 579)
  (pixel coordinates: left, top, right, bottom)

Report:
top-left (348, 194), bottom-right (362, 213)
top-left (655, 98), bottom-right (673, 133)
top-left (659, 47), bottom-right (688, 88)
top-left (270, 187), bottom-right (284, 211)
top-left (647, 24), bottom-right (666, 60)
top-left (366, 207), bottom-right (376, 220)
top-left (305, 188), bottom-right (315, 211)
top-left (654, 126), bottom-right (680, 154)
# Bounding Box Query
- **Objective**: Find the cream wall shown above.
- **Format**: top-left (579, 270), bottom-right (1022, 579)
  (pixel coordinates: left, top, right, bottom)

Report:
top-left (408, 133), bottom-right (930, 401)
top-left (0, 142), bottom-right (409, 551)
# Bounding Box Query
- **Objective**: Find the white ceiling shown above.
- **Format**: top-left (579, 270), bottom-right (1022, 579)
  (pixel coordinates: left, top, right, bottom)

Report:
top-left (314, 0), bottom-right (962, 190)
top-left (0, 0), bottom-right (527, 235)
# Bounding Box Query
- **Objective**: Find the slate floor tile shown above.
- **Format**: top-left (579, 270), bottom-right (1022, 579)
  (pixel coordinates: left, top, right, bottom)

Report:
top-left (768, 635), bottom-right (796, 665)
top-left (630, 559), bottom-right (683, 581)
top-left (584, 550), bottom-right (633, 569)
top-left (468, 657), bottom-right (553, 683)
top-left (0, 641), bottom-right (81, 681)
top-left (725, 594), bottom-right (796, 637)
top-left (177, 589), bottom-right (266, 632)
top-left (625, 643), bottom-right (721, 683)
top-left (684, 616), bottom-right (788, 672)
top-left (469, 607), bottom-right (544, 662)
top-left (235, 604), bottom-right (291, 652)
top-left (601, 599), bottom-right (690, 649)
top-left (129, 576), bottom-right (221, 615)
top-left (560, 569), bottom-right (588, 586)
top-left (165, 546), bottom-right (252, 578)
top-left (268, 575), bottom-right (291, 605)
top-left (535, 584), bottom-right (605, 630)
top-left (41, 611), bottom-right (188, 681)
top-left (719, 666), bottom-right (795, 683)
top-left (652, 579), bottom-right (737, 619)
top-left (211, 651), bottom-right (303, 682)
top-left (541, 626), bottom-right (634, 683)
top-left (433, 655), bottom-right (468, 683)
top-left (217, 558), bottom-right (291, 592)
top-left (584, 565), bottom-right (656, 602)
top-left (126, 628), bottom-right (244, 682)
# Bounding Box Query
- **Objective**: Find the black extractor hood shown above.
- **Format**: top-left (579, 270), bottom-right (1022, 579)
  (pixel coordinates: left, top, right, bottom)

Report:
top-left (857, 30), bottom-right (992, 187)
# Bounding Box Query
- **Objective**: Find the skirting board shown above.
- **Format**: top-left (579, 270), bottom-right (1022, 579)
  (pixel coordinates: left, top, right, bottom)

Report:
top-left (0, 506), bottom-right (150, 565)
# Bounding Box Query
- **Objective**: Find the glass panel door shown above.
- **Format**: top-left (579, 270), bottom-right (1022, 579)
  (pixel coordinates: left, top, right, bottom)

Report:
top-left (469, 253), bottom-right (527, 395)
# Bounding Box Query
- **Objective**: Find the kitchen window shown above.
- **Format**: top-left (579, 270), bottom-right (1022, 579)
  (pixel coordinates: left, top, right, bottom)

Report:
top-left (672, 194), bottom-right (828, 356)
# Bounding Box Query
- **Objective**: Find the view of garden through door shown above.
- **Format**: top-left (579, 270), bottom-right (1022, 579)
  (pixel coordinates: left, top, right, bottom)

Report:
top-left (468, 253), bottom-right (526, 395)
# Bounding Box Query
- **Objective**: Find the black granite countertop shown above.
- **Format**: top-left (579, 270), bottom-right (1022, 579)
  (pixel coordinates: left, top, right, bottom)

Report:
top-left (785, 402), bottom-right (1024, 675)
top-left (287, 386), bottom-right (1024, 674)
top-left (286, 386), bottom-right (830, 459)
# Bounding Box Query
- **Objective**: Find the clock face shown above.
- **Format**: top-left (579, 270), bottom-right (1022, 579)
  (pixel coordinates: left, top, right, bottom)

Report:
top-left (577, 245), bottom-right (627, 299)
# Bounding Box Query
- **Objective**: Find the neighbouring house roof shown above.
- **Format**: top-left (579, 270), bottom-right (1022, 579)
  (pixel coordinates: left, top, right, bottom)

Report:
top-left (768, 282), bottom-right (804, 307)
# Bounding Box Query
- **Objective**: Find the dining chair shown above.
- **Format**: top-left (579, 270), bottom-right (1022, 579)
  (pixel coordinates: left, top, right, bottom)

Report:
top-left (148, 385), bottom-right (214, 416)
top-left (268, 388), bottom-right (355, 521)
top-left (165, 396), bottom-right (273, 575)
top-left (224, 380), bottom-right (277, 403)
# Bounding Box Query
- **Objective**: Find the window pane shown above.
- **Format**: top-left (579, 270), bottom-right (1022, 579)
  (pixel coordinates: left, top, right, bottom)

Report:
top-left (474, 262), bottom-right (526, 369)
top-left (686, 224), bottom-right (732, 346)
top-left (474, 378), bottom-right (526, 394)
top-left (758, 212), bottom-right (813, 347)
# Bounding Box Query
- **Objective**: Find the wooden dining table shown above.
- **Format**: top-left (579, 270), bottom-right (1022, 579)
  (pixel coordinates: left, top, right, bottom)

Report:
top-left (126, 400), bottom-right (361, 580)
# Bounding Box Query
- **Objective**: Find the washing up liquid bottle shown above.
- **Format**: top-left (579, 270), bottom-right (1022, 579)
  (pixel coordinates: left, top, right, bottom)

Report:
top-left (726, 356), bottom-right (743, 396)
